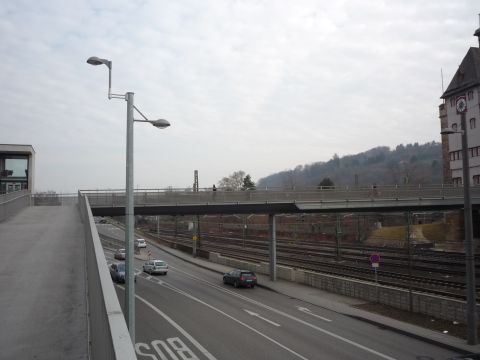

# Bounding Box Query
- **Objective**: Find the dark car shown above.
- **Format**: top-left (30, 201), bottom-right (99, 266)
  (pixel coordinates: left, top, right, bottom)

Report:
top-left (109, 262), bottom-right (126, 283)
top-left (223, 269), bottom-right (257, 288)
top-left (109, 262), bottom-right (136, 283)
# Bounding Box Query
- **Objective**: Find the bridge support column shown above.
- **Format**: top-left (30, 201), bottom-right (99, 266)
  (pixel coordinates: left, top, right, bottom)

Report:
top-left (269, 214), bottom-right (277, 281)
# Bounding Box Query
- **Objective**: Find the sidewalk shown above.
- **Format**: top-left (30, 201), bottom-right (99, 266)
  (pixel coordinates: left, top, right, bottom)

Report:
top-left (147, 240), bottom-right (480, 355)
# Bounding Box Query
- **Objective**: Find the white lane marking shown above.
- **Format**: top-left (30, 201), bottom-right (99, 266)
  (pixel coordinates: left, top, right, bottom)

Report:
top-left (168, 266), bottom-right (397, 360)
top-left (140, 277), bottom-right (309, 360)
top-left (244, 309), bottom-right (281, 327)
top-left (296, 306), bottom-right (332, 322)
top-left (117, 285), bottom-right (218, 360)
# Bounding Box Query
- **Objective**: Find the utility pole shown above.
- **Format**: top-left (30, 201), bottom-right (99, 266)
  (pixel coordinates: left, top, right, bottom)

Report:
top-left (405, 211), bottom-right (413, 312)
top-left (336, 214), bottom-right (342, 260)
top-left (192, 170), bottom-right (199, 257)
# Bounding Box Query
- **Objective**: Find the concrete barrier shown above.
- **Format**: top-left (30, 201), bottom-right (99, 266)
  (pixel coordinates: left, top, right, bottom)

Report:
top-left (0, 190), bottom-right (30, 222)
top-left (78, 192), bottom-right (137, 360)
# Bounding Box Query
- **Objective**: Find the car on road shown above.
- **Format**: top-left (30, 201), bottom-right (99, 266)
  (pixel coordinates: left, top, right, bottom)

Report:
top-left (109, 262), bottom-right (136, 283)
top-left (223, 269), bottom-right (257, 288)
top-left (143, 260), bottom-right (168, 275)
top-left (114, 248), bottom-right (126, 260)
top-left (134, 238), bottom-right (147, 248)
top-left (109, 262), bottom-right (126, 283)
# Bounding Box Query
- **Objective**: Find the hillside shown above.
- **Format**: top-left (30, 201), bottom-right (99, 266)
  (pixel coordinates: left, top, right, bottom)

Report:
top-left (257, 142), bottom-right (442, 188)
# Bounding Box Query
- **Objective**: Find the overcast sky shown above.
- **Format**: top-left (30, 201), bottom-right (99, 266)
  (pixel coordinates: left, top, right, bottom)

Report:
top-left (1, 0), bottom-right (478, 192)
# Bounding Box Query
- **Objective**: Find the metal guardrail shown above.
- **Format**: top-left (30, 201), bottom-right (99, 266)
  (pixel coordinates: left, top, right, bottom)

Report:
top-left (0, 190), bottom-right (30, 222)
top-left (80, 184), bottom-right (474, 208)
top-left (78, 192), bottom-right (137, 360)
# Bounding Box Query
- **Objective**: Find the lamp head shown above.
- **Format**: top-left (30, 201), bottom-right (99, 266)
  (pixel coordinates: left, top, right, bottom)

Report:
top-left (151, 119), bottom-right (171, 129)
top-left (87, 56), bottom-right (111, 69)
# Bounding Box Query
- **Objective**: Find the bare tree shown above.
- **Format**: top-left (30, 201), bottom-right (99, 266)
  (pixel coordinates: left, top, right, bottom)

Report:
top-left (218, 170), bottom-right (246, 190)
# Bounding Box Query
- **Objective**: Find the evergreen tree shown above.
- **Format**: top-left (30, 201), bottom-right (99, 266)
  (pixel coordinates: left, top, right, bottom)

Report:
top-left (318, 177), bottom-right (334, 188)
top-left (241, 174), bottom-right (256, 190)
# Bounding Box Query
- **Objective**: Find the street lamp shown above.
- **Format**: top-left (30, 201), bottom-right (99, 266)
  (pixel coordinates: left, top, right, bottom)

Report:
top-left (441, 105), bottom-right (477, 345)
top-left (87, 56), bottom-right (170, 344)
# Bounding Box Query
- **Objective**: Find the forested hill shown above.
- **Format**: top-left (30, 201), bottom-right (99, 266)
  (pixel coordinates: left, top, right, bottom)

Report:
top-left (257, 142), bottom-right (442, 188)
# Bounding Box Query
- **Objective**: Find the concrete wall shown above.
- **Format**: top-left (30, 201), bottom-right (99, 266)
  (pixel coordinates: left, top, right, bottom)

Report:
top-left (209, 251), bottom-right (477, 324)
top-left (78, 193), bottom-right (137, 360)
top-left (0, 190), bottom-right (30, 222)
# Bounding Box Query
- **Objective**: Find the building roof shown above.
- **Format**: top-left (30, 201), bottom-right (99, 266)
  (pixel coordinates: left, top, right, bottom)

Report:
top-left (441, 47), bottom-right (480, 99)
top-left (0, 144), bottom-right (35, 155)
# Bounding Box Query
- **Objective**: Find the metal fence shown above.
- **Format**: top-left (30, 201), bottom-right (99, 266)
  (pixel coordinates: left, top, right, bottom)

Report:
top-left (78, 192), bottom-right (137, 360)
top-left (0, 190), bottom-right (30, 222)
top-left (32, 193), bottom-right (78, 206)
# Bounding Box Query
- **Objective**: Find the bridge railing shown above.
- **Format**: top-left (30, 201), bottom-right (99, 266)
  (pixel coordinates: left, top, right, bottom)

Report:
top-left (80, 184), bottom-right (470, 208)
top-left (78, 192), bottom-right (137, 360)
top-left (0, 190), bottom-right (30, 222)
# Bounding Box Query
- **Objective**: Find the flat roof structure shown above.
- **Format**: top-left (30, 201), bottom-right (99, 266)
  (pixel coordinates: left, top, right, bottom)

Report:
top-left (0, 144), bottom-right (35, 194)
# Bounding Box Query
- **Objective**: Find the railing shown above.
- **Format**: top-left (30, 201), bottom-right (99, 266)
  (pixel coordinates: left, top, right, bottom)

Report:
top-left (78, 192), bottom-right (137, 360)
top-left (0, 190), bottom-right (30, 222)
top-left (31, 193), bottom-right (78, 206)
top-left (80, 184), bottom-right (473, 208)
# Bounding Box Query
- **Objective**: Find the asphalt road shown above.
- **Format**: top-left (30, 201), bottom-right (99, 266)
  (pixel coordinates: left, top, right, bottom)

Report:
top-left (99, 224), bottom-right (463, 360)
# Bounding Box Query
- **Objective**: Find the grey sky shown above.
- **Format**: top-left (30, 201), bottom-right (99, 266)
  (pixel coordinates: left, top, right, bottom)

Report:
top-left (0, 0), bottom-right (478, 192)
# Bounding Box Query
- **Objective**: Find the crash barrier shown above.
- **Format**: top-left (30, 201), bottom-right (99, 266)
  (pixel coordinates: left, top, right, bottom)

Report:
top-left (78, 192), bottom-right (137, 360)
top-left (0, 190), bottom-right (30, 222)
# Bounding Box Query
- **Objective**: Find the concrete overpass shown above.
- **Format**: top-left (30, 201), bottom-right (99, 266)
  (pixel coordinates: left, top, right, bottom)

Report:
top-left (83, 184), bottom-right (479, 216)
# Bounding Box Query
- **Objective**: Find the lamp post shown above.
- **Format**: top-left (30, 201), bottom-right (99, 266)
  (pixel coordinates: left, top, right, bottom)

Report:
top-left (87, 56), bottom-right (170, 344)
top-left (441, 95), bottom-right (477, 345)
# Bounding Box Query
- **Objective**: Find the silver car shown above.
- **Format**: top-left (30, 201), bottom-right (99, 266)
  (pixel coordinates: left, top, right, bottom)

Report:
top-left (134, 238), bottom-right (147, 248)
top-left (114, 248), bottom-right (126, 260)
top-left (143, 260), bottom-right (168, 275)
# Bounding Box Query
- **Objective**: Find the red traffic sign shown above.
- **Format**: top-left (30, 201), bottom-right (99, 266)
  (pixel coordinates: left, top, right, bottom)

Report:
top-left (370, 253), bottom-right (380, 264)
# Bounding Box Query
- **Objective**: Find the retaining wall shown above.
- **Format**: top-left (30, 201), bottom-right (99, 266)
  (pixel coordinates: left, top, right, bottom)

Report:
top-left (209, 252), bottom-right (476, 324)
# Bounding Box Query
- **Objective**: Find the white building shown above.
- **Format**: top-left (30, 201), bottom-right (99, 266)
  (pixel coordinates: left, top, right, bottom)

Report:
top-left (440, 24), bottom-right (480, 185)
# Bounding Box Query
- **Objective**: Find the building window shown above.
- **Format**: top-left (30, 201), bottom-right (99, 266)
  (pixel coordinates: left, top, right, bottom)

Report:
top-left (474, 175), bottom-right (480, 185)
top-left (468, 91), bottom-right (474, 100)
top-left (453, 177), bottom-right (462, 186)
top-left (452, 123), bottom-right (458, 131)
top-left (450, 98), bottom-right (455, 107)
top-left (470, 118), bottom-right (476, 129)
top-left (449, 150), bottom-right (462, 161)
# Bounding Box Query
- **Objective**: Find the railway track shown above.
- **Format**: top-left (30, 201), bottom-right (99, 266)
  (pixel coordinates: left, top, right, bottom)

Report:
top-left (144, 228), bottom-right (476, 300)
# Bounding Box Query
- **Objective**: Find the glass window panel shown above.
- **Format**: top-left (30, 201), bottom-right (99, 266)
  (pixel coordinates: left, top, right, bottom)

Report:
top-left (5, 158), bottom-right (28, 178)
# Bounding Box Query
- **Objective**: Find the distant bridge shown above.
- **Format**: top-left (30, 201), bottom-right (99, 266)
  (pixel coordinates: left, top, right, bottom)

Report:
top-left (81, 184), bottom-right (480, 216)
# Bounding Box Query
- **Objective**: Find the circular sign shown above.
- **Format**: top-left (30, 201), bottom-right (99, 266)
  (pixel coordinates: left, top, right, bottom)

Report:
top-left (370, 253), bottom-right (380, 264)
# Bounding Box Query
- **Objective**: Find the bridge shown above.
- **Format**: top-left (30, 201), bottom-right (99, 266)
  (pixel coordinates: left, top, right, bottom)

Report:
top-left (82, 184), bottom-right (480, 216)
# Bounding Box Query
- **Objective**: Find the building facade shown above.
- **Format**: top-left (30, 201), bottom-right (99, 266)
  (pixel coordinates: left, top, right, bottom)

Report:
top-left (0, 144), bottom-right (35, 194)
top-left (440, 25), bottom-right (480, 185)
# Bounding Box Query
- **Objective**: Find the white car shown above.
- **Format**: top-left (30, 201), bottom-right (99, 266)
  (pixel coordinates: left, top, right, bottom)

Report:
top-left (134, 238), bottom-right (147, 248)
top-left (143, 260), bottom-right (168, 275)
